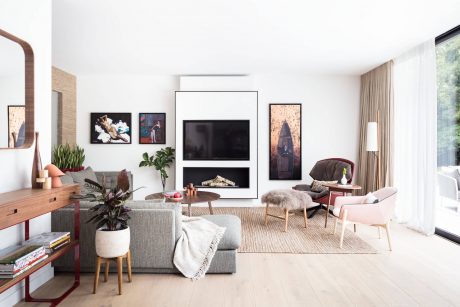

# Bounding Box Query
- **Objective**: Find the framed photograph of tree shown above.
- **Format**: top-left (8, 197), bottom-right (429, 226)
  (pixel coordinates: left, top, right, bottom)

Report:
top-left (139, 113), bottom-right (166, 144)
top-left (269, 104), bottom-right (302, 180)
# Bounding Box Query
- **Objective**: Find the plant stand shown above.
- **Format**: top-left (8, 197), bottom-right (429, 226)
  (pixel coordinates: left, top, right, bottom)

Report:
top-left (93, 250), bottom-right (132, 295)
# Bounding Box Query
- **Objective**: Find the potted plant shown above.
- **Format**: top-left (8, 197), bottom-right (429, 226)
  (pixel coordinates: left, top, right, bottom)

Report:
top-left (52, 144), bottom-right (86, 173)
top-left (139, 147), bottom-right (175, 192)
top-left (73, 170), bottom-right (141, 258)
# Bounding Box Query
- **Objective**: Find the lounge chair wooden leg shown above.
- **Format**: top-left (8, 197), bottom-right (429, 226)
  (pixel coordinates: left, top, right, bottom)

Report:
top-left (385, 223), bottom-right (392, 251)
top-left (265, 203), bottom-right (269, 226)
top-left (104, 259), bottom-right (109, 282)
top-left (284, 209), bottom-right (289, 232)
top-left (93, 256), bottom-right (101, 294)
top-left (339, 210), bottom-right (348, 249)
top-left (325, 191), bottom-right (332, 228)
top-left (303, 207), bottom-right (308, 228)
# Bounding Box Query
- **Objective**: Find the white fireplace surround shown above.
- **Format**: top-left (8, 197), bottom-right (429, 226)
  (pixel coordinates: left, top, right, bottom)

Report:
top-left (175, 91), bottom-right (258, 198)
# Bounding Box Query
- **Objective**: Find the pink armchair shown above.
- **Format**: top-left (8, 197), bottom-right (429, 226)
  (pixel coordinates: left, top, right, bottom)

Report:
top-left (332, 187), bottom-right (397, 250)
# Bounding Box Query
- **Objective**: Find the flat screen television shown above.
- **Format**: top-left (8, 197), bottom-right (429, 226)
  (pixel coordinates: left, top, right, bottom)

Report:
top-left (183, 120), bottom-right (250, 160)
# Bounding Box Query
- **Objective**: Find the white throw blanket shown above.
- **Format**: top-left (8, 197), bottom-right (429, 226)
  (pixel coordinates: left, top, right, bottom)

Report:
top-left (174, 216), bottom-right (226, 280)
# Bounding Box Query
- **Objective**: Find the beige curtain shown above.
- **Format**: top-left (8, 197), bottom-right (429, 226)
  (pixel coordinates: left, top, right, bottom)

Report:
top-left (356, 61), bottom-right (394, 194)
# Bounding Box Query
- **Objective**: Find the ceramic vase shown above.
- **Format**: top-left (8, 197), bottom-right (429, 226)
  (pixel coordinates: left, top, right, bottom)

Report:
top-left (31, 132), bottom-right (43, 189)
top-left (95, 226), bottom-right (130, 258)
top-left (340, 174), bottom-right (348, 185)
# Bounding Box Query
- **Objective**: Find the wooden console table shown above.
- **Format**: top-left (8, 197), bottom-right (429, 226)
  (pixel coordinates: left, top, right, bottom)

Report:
top-left (0, 184), bottom-right (80, 306)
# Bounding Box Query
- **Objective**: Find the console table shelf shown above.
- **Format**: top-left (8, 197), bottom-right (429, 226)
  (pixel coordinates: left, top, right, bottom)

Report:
top-left (0, 184), bottom-right (80, 306)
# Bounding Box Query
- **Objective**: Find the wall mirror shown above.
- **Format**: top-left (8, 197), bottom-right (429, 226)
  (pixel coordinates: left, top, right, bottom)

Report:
top-left (0, 28), bottom-right (34, 149)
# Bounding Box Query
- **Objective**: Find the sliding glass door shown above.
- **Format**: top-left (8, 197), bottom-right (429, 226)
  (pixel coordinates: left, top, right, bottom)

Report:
top-left (436, 26), bottom-right (460, 242)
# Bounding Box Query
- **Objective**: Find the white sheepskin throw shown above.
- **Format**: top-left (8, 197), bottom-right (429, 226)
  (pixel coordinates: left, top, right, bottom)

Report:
top-left (261, 189), bottom-right (313, 210)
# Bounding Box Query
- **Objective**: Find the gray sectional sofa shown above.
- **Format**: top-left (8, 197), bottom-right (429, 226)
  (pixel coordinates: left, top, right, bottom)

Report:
top-left (52, 171), bottom-right (241, 274)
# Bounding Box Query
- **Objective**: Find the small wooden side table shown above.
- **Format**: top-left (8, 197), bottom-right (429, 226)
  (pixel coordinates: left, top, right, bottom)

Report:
top-left (321, 183), bottom-right (362, 228)
top-left (93, 250), bottom-right (132, 295)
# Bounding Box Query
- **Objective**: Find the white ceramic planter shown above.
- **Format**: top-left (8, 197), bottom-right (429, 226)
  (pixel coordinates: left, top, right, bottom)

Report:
top-left (95, 226), bottom-right (130, 258)
top-left (340, 174), bottom-right (348, 185)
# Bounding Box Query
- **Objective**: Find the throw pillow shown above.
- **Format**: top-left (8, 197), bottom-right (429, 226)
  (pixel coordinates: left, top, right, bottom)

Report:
top-left (67, 167), bottom-right (99, 195)
top-left (361, 192), bottom-right (379, 204)
top-left (310, 180), bottom-right (338, 193)
top-left (60, 174), bottom-right (74, 185)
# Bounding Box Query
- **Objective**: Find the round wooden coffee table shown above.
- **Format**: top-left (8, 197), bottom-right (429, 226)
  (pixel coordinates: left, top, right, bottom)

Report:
top-left (145, 191), bottom-right (220, 217)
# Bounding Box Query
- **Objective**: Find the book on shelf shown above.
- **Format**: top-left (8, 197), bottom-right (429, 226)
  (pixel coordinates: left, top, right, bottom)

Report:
top-left (0, 245), bottom-right (46, 273)
top-left (46, 238), bottom-right (71, 253)
top-left (0, 254), bottom-right (49, 279)
top-left (23, 232), bottom-right (70, 249)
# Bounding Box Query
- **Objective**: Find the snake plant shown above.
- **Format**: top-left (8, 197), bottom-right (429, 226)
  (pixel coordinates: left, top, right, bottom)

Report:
top-left (52, 144), bottom-right (86, 170)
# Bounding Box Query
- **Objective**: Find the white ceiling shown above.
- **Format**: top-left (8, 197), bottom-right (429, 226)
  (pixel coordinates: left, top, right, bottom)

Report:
top-left (52, 0), bottom-right (460, 76)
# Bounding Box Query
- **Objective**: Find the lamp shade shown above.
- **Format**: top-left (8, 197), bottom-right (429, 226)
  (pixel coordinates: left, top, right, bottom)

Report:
top-left (366, 122), bottom-right (378, 152)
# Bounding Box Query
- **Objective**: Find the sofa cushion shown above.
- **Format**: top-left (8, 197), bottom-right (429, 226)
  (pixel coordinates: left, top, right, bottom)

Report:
top-left (292, 184), bottom-right (328, 201)
top-left (201, 215), bottom-right (241, 250)
top-left (67, 167), bottom-right (98, 195)
top-left (310, 180), bottom-right (337, 192)
top-left (60, 174), bottom-right (74, 185)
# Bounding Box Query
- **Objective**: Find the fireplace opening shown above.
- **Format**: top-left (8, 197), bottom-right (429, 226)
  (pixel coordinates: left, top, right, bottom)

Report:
top-left (183, 167), bottom-right (250, 188)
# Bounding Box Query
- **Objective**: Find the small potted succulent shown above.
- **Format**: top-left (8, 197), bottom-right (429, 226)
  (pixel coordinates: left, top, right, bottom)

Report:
top-left (139, 147), bottom-right (175, 192)
top-left (73, 170), bottom-right (141, 258)
top-left (52, 144), bottom-right (86, 173)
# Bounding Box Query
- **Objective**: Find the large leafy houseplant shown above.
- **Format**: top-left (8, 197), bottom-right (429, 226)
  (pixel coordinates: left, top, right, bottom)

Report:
top-left (73, 170), bottom-right (140, 231)
top-left (139, 147), bottom-right (175, 192)
top-left (72, 170), bottom-right (141, 258)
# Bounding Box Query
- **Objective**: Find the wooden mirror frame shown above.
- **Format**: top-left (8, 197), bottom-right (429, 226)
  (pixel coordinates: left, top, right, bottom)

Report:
top-left (0, 28), bottom-right (34, 149)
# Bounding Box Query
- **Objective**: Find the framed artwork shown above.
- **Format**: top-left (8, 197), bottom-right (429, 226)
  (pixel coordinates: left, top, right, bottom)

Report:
top-left (269, 104), bottom-right (302, 180)
top-left (139, 113), bottom-right (166, 144)
top-left (90, 113), bottom-right (132, 144)
top-left (8, 105), bottom-right (26, 148)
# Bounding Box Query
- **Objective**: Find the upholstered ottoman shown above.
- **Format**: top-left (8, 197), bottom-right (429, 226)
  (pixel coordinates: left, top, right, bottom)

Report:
top-left (261, 189), bottom-right (313, 232)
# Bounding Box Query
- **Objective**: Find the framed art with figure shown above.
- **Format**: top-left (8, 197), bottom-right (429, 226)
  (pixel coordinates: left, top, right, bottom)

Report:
top-left (269, 104), bottom-right (302, 180)
top-left (90, 112), bottom-right (132, 144)
top-left (139, 113), bottom-right (166, 144)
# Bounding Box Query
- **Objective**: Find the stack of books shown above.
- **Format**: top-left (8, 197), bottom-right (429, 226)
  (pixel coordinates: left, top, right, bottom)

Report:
top-left (0, 245), bottom-right (48, 279)
top-left (23, 232), bottom-right (71, 254)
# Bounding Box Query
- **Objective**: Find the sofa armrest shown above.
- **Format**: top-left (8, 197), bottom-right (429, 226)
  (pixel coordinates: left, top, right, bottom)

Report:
top-left (333, 196), bottom-right (365, 216)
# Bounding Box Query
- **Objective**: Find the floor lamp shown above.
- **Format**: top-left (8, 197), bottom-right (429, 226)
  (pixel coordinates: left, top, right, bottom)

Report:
top-left (367, 121), bottom-right (380, 189)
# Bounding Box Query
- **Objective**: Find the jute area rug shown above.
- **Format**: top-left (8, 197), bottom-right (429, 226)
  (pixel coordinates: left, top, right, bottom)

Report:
top-left (189, 207), bottom-right (377, 254)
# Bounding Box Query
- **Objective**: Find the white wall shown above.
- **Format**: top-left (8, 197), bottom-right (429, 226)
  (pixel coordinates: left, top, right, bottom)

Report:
top-left (76, 75), bottom-right (179, 200)
top-left (254, 74), bottom-right (360, 193)
top-left (76, 74), bottom-right (360, 204)
top-left (0, 0), bottom-right (53, 305)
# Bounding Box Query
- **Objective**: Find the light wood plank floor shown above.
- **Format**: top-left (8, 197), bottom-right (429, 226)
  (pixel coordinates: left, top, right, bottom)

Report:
top-left (15, 221), bottom-right (460, 307)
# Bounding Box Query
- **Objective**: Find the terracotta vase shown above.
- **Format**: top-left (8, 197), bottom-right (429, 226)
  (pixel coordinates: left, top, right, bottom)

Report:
top-left (31, 132), bottom-right (43, 189)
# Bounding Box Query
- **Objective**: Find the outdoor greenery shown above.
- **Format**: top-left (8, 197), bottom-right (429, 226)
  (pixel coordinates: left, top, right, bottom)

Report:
top-left (437, 34), bottom-right (460, 166)
top-left (139, 147), bottom-right (175, 191)
top-left (52, 144), bottom-right (85, 170)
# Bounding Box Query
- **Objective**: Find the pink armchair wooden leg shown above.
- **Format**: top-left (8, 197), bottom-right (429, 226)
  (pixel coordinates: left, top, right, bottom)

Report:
top-left (339, 210), bottom-right (348, 249)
